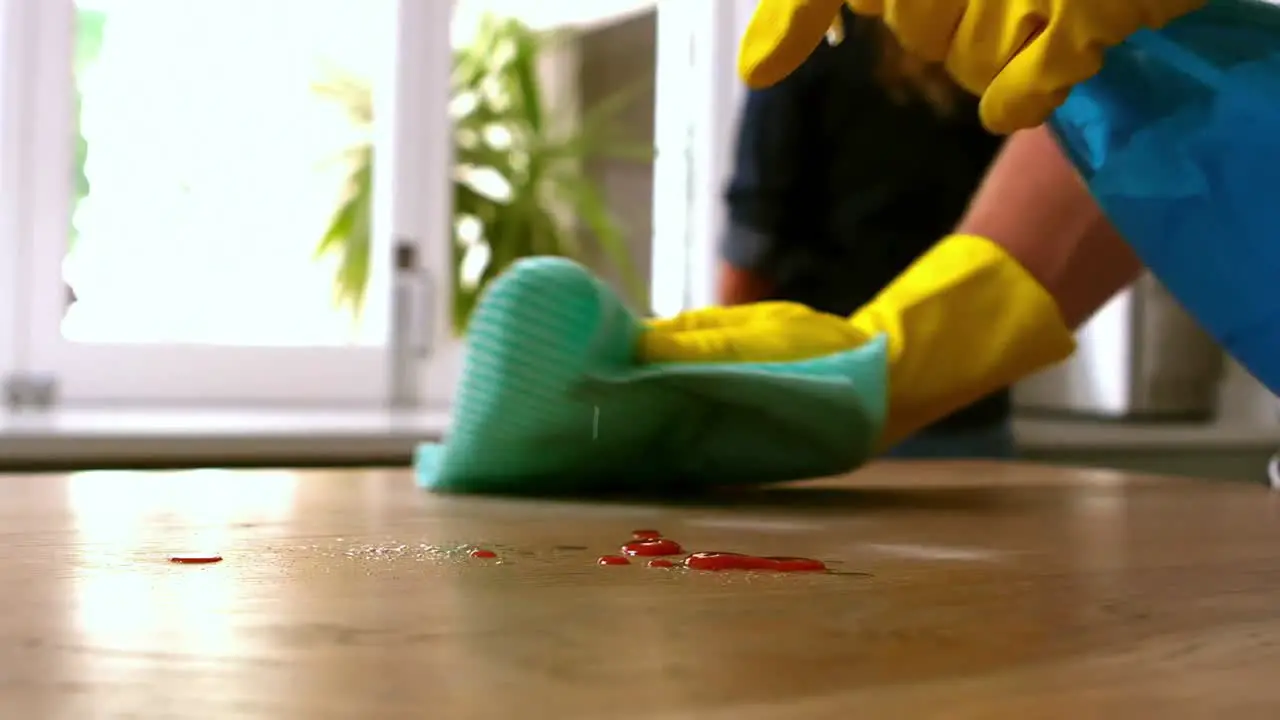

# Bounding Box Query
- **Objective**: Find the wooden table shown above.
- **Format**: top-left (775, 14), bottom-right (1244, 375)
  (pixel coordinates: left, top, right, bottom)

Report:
top-left (3, 462), bottom-right (1280, 719)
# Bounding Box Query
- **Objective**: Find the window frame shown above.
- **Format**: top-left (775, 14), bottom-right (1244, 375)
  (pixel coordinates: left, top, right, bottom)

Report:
top-left (0, 0), bottom-right (37, 384)
top-left (649, 0), bottom-right (753, 314)
top-left (14, 0), bottom-right (457, 407)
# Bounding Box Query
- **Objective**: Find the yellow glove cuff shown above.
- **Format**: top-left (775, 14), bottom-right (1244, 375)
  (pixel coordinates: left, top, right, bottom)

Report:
top-left (849, 233), bottom-right (1076, 450)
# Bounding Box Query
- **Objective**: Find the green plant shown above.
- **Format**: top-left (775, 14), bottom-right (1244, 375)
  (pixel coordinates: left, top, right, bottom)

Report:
top-left (72, 7), bottom-right (109, 249)
top-left (314, 14), bottom-right (653, 333)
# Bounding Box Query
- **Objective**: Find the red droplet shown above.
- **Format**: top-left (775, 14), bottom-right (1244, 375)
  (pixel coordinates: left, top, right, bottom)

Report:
top-left (682, 551), bottom-right (826, 573)
top-left (631, 529), bottom-right (662, 540)
top-left (169, 554), bottom-right (223, 565)
top-left (647, 559), bottom-right (675, 568)
top-left (597, 555), bottom-right (631, 566)
top-left (620, 538), bottom-right (684, 557)
top-left (469, 549), bottom-right (497, 559)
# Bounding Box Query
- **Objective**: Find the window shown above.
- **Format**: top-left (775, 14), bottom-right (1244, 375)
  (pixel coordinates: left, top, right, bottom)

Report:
top-left (4, 0), bottom-right (726, 411)
top-left (650, 0), bottom-right (752, 314)
top-left (0, 0), bottom-right (23, 389)
top-left (9, 0), bottom-right (455, 406)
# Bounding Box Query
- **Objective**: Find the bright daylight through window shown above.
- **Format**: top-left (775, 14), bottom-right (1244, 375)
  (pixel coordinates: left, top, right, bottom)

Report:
top-left (64, 0), bottom-right (390, 347)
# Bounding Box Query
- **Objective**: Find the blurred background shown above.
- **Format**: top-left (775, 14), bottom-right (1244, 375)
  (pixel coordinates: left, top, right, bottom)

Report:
top-left (0, 0), bottom-right (1273, 480)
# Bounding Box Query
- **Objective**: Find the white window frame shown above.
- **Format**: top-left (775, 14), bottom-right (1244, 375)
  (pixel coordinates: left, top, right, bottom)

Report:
top-left (650, 0), bottom-right (754, 314)
top-left (387, 0), bottom-right (459, 410)
top-left (0, 0), bottom-right (30, 383)
top-left (14, 0), bottom-right (455, 407)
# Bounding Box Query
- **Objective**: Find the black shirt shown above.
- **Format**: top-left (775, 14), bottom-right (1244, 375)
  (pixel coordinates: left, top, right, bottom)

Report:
top-left (721, 10), bottom-right (1009, 433)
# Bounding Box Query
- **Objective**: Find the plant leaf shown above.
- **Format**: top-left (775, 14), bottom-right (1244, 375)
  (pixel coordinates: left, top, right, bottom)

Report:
top-left (311, 12), bottom-right (654, 332)
top-left (558, 172), bottom-right (647, 310)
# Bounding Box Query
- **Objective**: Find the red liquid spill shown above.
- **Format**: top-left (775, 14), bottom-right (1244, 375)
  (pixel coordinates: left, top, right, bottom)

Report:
top-left (169, 554), bottom-right (223, 565)
top-left (597, 555), bottom-right (631, 566)
top-left (631, 529), bottom-right (662, 540)
top-left (647, 559), bottom-right (675, 568)
top-left (469, 549), bottom-right (497, 559)
top-left (620, 538), bottom-right (684, 557)
top-left (683, 552), bottom-right (826, 573)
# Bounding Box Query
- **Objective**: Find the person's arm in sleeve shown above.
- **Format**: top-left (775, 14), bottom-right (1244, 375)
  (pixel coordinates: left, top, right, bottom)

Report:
top-left (719, 77), bottom-right (809, 305)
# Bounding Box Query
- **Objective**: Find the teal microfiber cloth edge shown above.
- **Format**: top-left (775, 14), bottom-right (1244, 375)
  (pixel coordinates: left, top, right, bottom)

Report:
top-left (415, 257), bottom-right (888, 495)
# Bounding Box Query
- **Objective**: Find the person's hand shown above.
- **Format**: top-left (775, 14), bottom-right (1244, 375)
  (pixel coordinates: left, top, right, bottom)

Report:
top-left (847, 0), bottom-right (1207, 132)
top-left (639, 235), bottom-right (1077, 448)
top-left (738, 0), bottom-right (1206, 134)
top-left (639, 302), bottom-right (873, 364)
top-left (737, 0), bottom-right (847, 93)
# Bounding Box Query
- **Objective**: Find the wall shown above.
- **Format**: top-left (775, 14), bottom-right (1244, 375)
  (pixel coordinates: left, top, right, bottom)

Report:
top-left (575, 10), bottom-right (657, 308)
top-left (571, 2), bottom-right (756, 314)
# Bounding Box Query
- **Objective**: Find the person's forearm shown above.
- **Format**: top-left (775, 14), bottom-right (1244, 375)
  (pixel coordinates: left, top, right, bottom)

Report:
top-left (717, 262), bottom-right (775, 305)
top-left (957, 125), bottom-right (1144, 328)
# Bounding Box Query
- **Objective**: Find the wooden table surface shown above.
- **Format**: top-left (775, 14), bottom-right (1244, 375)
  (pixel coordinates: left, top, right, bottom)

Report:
top-left (3, 462), bottom-right (1280, 719)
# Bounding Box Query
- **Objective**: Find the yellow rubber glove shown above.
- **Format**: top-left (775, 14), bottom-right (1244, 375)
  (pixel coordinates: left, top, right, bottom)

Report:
top-left (737, 0), bottom-right (846, 90)
top-left (739, 0), bottom-right (1206, 133)
top-left (640, 234), bottom-right (1076, 449)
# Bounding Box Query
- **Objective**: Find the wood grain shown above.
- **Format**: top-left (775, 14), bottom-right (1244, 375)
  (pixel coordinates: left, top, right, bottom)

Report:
top-left (2, 461), bottom-right (1279, 719)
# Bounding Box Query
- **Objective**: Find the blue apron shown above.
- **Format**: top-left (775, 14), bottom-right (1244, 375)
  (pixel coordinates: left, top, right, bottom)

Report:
top-left (1049, 0), bottom-right (1280, 394)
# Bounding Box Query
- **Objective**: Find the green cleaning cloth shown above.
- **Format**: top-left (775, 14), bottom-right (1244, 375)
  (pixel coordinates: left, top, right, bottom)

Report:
top-left (414, 257), bottom-right (888, 495)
